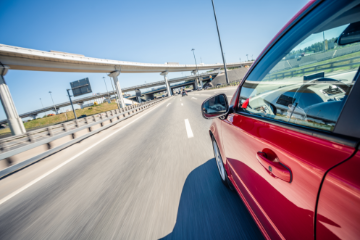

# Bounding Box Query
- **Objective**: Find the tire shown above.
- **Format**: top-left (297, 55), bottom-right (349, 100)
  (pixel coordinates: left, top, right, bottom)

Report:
top-left (211, 137), bottom-right (234, 190)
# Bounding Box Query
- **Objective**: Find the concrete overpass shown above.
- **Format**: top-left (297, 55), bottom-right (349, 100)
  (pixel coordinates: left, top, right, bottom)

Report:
top-left (0, 70), bottom-right (218, 124)
top-left (0, 43), bottom-right (253, 135)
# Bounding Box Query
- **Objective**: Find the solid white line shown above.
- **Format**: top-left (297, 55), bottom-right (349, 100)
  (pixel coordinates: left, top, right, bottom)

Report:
top-left (184, 119), bottom-right (194, 138)
top-left (0, 99), bottom-right (170, 206)
top-left (181, 103), bottom-right (183, 106)
top-left (166, 103), bottom-right (171, 107)
top-left (191, 97), bottom-right (197, 99)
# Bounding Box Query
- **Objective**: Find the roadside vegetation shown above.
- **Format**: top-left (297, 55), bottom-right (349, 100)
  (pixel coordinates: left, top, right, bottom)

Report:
top-left (0, 101), bottom-right (121, 137)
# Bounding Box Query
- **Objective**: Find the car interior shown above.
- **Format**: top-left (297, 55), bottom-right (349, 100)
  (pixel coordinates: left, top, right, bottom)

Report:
top-left (239, 3), bottom-right (360, 131)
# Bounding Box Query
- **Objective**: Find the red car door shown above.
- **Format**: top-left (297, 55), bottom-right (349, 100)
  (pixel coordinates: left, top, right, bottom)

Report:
top-left (316, 151), bottom-right (360, 239)
top-left (221, 1), bottom-right (360, 239)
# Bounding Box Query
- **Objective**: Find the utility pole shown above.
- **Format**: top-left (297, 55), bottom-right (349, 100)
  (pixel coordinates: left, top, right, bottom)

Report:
top-left (66, 89), bottom-right (77, 119)
top-left (49, 91), bottom-right (57, 114)
top-left (210, 0), bottom-right (229, 84)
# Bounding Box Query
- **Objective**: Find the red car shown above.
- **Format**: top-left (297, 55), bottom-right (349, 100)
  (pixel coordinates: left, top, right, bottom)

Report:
top-left (201, 0), bottom-right (360, 239)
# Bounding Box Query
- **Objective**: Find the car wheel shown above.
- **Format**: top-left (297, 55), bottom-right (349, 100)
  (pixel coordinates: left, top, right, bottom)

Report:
top-left (212, 137), bottom-right (234, 190)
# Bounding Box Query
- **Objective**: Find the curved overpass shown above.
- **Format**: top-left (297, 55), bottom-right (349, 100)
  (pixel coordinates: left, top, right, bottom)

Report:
top-left (0, 44), bottom-right (251, 73)
top-left (0, 43), bottom-right (253, 136)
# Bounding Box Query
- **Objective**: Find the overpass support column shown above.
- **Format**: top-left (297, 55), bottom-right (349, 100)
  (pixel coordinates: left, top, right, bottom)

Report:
top-left (144, 93), bottom-right (154, 101)
top-left (0, 65), bottom-right (26, 135)
top-left (160, 71), bottom-right (172, 96)
top-left (30, 114), bottom-right (37, 120)
top-left (108, 70), bottom-right (125, 108)
top-left (194, 78), bottom-right (199, 90)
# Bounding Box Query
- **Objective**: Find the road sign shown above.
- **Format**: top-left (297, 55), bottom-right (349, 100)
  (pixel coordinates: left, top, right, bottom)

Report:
top-left (70, 78), bottom-right (92, 97)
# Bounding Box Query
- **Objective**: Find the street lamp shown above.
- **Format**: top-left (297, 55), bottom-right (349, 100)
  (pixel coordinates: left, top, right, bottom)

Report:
top-left (191, 48), bottom-right (199, 75)
top-left (252, 54), bottom-right (253, 61)
top-left (103, 77), bottom-right (110, 100)
top-left (48, 91), bottom-right (57, 114)
top-left (210, 0), bottom-right (229, 84)
top-left (40, 98), bottom-right (44, 108)
top-left (192, 49), bottom-right (200, 89)
top-left (246, 54), bottom-right (249, 61)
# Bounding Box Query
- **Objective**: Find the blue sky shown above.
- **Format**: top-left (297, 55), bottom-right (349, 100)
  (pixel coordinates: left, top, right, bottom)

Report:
top-left (0, 0), bottom-right (308, 119)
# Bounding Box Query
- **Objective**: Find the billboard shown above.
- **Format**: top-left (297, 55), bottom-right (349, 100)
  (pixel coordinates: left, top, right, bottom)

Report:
top-left (70, 78), bottom-right (92, 97)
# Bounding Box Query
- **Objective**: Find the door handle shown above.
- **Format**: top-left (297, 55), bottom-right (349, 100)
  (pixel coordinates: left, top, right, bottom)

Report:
top-left (256, 152), bottom-right (292, 183)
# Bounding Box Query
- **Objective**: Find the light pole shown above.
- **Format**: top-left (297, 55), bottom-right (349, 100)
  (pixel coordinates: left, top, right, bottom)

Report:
top-left (192, 48), bottom-right (200, 89)
top-left (103, 77), bottom-right (110, 101)
top-left (210, 0), bottom-right (229, 84)
top-left (252, 54), bottom-right (253, 61)
top-left (191, 48), bottom-right (199, 75)
top-left (48, 91), bottom-right (57, 114)
top-left (40, 98), bottom-right (44, 108)
top-left (246, 54), bottom-right (249, 61)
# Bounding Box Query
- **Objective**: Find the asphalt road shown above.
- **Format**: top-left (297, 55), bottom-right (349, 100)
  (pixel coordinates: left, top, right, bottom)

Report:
top-left (0, 87), bottom-right (263, 240)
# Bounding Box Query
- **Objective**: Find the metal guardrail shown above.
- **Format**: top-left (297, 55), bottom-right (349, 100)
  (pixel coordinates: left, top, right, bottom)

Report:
top-left (205, 80), bottom-right (242, 90)
top-left (0, 98), bottom-right (166, 162)
top-left (267, 56), bottom-right (360, 80)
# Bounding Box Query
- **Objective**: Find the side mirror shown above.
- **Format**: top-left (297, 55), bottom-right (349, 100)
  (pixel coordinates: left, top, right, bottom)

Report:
top-left (201, 94), bottom-right (229, 119)
top-left (338, 21), bottom-right (360, 46)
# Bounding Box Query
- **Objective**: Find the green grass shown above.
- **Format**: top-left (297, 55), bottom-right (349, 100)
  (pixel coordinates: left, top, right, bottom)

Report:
top-left (0, 101), bottom-right (122, 137)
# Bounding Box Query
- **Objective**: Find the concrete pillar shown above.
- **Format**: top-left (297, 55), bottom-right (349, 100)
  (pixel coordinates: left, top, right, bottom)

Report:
top-left (160, 71), bottom-right (172, 96)
top-left (194, 78), bottom-right (199, 90)
top-left (108, 70), bottom-right (125, 108)
top-left (201, 80), bottom-right (204, 88)
top-left (30, 114), bottom-right (37, 120)
top-left (0, 65), bottom-right (26, 135)
top-left (78, 102), bottom-right (85, 109)
top-left (135, 89), bottom-right (142, 103)
top-left (144, 93), bottom-right (154, 101)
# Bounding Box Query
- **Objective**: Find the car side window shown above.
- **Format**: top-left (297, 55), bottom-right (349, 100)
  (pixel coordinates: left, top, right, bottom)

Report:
top-left (239, 10), bottom-right (360, 132)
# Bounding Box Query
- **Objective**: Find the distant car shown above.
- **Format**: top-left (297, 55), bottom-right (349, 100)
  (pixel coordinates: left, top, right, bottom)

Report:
top-left (78, 114), bottom-right (87, 119)
top-left (187, 89), bottom-right (193, 92)
top-left (182, 91), bottom-right (188, 97)
top-left (197, 87), bottom-right (203, 91)
top-left (216, 83), bottom-right (221, 87)
top-left (201, 1), bottom-right (360, 239)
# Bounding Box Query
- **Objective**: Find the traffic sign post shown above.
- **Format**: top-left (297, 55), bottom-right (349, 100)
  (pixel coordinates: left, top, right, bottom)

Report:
top-left (67, 89), bottom-right (77, 120)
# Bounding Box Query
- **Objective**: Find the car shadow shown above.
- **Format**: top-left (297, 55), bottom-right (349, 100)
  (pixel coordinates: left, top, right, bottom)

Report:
top-left (159, 158), bottom-right (264, 240)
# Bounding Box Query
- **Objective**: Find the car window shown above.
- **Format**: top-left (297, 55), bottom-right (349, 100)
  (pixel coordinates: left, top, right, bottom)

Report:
top-left (239, 7), bottom-right (360, 132)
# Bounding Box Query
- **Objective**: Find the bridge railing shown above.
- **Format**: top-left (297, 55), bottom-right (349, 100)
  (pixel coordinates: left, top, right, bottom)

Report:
top-left (205, 79), bottom-right (242, 90)
top-left (0, 97), bottom-right (168, 178)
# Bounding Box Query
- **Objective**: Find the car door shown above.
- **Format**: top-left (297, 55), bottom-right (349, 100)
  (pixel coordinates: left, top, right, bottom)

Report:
top-left (221, 1), bottom-right (360, 239)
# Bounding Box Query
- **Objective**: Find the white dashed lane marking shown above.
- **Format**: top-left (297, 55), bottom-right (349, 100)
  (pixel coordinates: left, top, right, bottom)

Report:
top-left (184, 119), bottom-right (194, 138)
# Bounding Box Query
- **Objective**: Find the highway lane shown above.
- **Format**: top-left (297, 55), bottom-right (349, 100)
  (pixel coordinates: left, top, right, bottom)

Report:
top-left (0, 87), bottom-right (263, 240)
